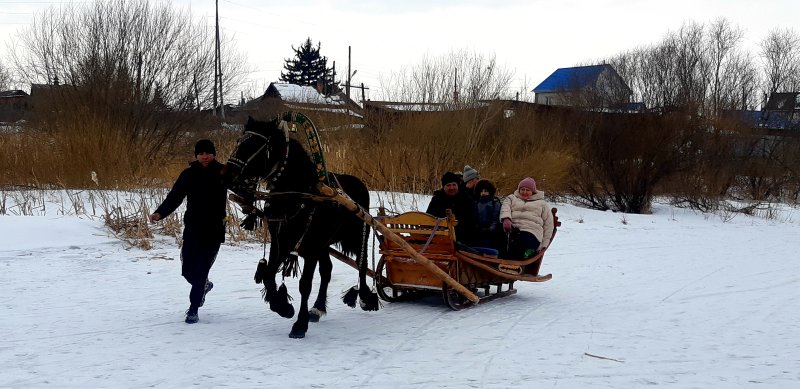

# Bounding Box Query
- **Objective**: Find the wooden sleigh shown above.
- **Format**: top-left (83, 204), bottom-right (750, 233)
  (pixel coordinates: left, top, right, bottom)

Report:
top-left (365, 208), bottom-right (560, 310)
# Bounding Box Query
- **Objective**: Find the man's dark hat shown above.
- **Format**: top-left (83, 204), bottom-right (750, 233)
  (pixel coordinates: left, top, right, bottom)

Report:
top-left (194, 139), bottom-right (216, 156)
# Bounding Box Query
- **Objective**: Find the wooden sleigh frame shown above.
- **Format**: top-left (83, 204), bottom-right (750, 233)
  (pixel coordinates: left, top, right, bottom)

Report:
top-left (369, 207), bottom-right (560, 310)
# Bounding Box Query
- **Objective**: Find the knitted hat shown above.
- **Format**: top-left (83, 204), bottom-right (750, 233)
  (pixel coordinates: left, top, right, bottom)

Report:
top-left (194, 139), bottom-right (216, 156)
top-left (518, 177), bottom-right (537, 192)
top-left (462, 165), bottom-right (479, 182)
top-left (441, 172), bottom-right (460, 187)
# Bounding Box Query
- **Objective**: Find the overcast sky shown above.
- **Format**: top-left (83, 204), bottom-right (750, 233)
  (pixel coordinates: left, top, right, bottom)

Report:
top-left (1, 0), bottom-right (799, 101)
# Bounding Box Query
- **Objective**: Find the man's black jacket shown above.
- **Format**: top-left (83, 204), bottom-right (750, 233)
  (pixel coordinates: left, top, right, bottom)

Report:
top-left (155, 160), bottom-right (227, 242)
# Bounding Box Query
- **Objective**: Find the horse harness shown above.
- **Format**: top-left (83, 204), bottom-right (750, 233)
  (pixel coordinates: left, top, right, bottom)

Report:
top-left (230, 119), bottom-right (341, 272)
top-left (227, 128), bottom-right (290, 188)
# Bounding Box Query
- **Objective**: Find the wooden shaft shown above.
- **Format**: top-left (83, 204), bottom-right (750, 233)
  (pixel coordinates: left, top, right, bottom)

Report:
top-left (327, 247), bottom-right (383, 283)
top-left (319, 184), bottom-right (479, 303)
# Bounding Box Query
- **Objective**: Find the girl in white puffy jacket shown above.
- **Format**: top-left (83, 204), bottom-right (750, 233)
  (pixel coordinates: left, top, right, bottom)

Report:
top-left (499, 177), bottom-right (554, 259)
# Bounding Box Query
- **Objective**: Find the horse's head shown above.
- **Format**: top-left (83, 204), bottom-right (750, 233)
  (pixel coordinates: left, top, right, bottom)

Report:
top-left (221, 116), bottom-right (289, 192)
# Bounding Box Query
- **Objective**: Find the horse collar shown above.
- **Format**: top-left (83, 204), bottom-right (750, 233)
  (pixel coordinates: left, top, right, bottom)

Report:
top-left (263, 143), bottom-right (290, 190)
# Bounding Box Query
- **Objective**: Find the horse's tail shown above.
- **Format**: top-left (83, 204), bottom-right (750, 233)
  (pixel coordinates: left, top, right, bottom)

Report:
top-left (336, 177), bottom-right (380, 311)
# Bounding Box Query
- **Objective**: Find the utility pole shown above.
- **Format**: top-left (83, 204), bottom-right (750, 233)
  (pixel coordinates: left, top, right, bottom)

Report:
top-left (215, 0), bottom-right (225, 119)
top-left (453, 67), bottom-right (459, 102)
top-left (346, 46), bottom-right (353, 102)
top-left (212, 0), bottom-right (218, 116)
top-left (332, 60), bottom-right (336, 93)
top-left (343, 46), bottom-right (366, 115)
top-left (361, 83), bottom-right (366, 103)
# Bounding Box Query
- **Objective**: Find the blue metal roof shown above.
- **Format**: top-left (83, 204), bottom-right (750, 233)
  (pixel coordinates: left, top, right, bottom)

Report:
top-left (733, 110), bottom-right (799, 131)
top-left (532, 64), bottom-right (612, 93)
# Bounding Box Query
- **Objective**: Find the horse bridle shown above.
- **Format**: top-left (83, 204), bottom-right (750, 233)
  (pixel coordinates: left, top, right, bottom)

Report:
top-left (228, 123), bottom-right (291, 186)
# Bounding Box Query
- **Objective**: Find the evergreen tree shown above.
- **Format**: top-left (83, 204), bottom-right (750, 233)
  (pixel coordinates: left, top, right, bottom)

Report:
top-left (280, 38), bottom-right (337, 93)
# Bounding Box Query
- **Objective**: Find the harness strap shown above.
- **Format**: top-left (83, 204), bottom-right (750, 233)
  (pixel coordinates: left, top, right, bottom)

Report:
top-left (227, 130), bottom-right (271, 168)
top-left (291, 207), bottom-right (315, 254)
top-left (417, 217), bottom-right (443, 255)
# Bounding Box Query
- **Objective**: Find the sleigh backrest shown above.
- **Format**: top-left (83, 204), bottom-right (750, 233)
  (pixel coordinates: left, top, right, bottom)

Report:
top-left (379, 210), bottom-right (457, 257)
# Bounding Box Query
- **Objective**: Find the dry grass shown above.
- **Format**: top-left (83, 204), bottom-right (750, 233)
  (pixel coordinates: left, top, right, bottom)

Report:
top-left (0, 129), bottom-right (181, 188)
top-left (325, 105), bottom-right (574, 197)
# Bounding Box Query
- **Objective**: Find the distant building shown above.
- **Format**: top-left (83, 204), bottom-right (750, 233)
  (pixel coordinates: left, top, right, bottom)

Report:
top-left (248, 82), bottom-right (363, 118)
top-left (234, 82), bottom-right (364, 130)
top-left (532, 64), bottom-right (633, 110)
top-left (726, 92), bottom-right (800, 159)
top-left (763, 92), bottom-right (800, 115)
top-left (735, 92), bottom-right (800, 132)
top-left (0, 89), bottom-right (30, 122)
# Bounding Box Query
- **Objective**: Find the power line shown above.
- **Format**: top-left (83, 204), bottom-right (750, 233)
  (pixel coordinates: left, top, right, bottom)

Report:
top-left (0, 1), bottom-right (88, 3)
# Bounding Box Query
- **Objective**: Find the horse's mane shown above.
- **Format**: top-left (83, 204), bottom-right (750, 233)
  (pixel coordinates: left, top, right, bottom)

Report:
top-left (282, 137), bottom-right (318, 190)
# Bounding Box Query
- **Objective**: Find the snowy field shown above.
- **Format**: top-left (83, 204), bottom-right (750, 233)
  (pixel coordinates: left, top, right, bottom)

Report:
top-left (1, 191), bottom-right (799, 388)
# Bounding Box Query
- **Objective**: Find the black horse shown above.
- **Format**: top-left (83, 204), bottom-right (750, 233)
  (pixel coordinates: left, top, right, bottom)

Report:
top-left (221, 116), bottom-right (379, 338)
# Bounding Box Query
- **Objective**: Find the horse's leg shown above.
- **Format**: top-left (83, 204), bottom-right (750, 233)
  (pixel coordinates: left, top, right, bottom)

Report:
top-left (289, 251), bottom-right (319, 339)
top-left (309, 253), bottom-right (332, 322)
top-left (260, 224), bottom-right (294, 319)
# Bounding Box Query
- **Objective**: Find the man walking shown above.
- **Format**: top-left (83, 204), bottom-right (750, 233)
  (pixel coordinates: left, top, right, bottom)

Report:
top-left (150, 139), bottom-right (227, 323)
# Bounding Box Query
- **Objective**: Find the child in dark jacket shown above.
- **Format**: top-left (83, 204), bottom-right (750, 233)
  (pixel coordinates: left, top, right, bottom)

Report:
top-left (474, 179), bottom-right (504, 251)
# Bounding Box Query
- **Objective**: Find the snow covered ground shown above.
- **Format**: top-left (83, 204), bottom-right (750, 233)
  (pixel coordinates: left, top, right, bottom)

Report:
top-left (1, 191), bottom-right (799, 388)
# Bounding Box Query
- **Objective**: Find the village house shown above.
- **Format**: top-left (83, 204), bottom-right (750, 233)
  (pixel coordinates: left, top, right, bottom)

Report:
top-left (532, 64), bottom-right (635, 111)
top-left (236, 82), bottom-right (363, 130)
top-left (0, 89), bottom-right (30, 123)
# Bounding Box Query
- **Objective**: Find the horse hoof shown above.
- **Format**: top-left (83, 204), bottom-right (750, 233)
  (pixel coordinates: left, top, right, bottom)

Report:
top-left (270, 302), bottom-right (295, 318)
top-left (308, 307), bottom-right (326, 323)
top-left (289, 323), bottom-right (307, 338)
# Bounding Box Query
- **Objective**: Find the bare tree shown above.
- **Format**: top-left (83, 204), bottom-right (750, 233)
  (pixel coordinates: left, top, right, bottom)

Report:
top-left (708, 18), bottom-right (743, 112)
top-left (669, 22), bottom-right (711, 110)
top-left (0, 58), bottom-right (11, 90)
top-left (378, 49), bottom-right (514, 105)
top-left (13, 0), bottom-right (248, 110)
top-left (760, 28), bottom-right (800, 96)
top-left (8, 0), bottom-right (250, 158)
top-left (607, 20), bottom-right (759, 113)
